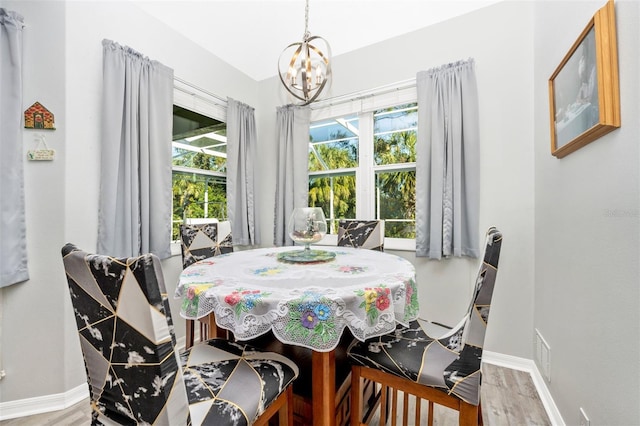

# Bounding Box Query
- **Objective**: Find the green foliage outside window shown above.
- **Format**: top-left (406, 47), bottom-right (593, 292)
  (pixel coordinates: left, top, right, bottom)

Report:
top-left (308, 120), bottom-right (358, 234)
top-left (172, 105), bottom-right (227, 241)
top-left (308, 104), bottom-right (417, 239)
top-left (171, 172), bottom-right (227, 240)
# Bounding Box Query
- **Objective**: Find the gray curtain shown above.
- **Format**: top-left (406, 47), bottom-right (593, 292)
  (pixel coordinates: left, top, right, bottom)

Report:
top-left (274, 105), bottom-right (310, 246)
top-left (0, 9), bottom-right (28, 288)
top-left (415, 59), bottom-right (480, 259)
top-left (227, 98), bottom-right (260, 246)
top-left (97, 40), bottom-right (173, 259)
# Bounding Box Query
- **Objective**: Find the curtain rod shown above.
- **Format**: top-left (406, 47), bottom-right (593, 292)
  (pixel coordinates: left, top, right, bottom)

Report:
top-left (309, 77), bottom-right (416, 110)
top-left (173, 76), bottom-right (228, 106)
top-left (173, 76), bottom-right (416, 110)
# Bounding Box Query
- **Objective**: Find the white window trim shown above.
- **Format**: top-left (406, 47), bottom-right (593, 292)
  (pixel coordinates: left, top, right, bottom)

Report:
top-left (310, 82), bottom-right (418, 252)
top-left (315, 235), bottom-right (415, 251)
top-left (173, 78), bottom-right (227, 121)
top-left (309, 78), bottom-right (416, 118)
top-left (171, 80), bottom-right (228, 256)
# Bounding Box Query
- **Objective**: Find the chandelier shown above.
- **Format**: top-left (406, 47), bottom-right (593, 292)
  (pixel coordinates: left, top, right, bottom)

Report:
top-left (278, 0), bottom-right (331, 105)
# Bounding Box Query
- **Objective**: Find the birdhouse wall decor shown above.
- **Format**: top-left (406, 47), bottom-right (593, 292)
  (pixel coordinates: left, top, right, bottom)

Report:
top-left (24, 101), bottom-right (56, 130)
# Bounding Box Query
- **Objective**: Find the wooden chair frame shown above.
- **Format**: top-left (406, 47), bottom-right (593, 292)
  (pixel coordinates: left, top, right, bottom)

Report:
top-left (350, 365), bottom-right (483, 426)
top-left (255, 386), bottom-right (294, 426)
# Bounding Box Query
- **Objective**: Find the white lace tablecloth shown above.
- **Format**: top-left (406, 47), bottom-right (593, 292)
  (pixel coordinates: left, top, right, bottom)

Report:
top-left (176, 246), bottom-right (418, 352)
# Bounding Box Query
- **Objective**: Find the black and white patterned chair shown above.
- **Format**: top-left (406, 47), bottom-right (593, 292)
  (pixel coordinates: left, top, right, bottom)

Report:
top-left (337, 219), bottom-right (385, 251)
top-left (347, 227), bottom-right (502, 425)
top-left (61, 244), bottom-right (298, 426)
top-left (180, 220), bottom-right (234, 346)
top-left (180, 220), bottom-right (233, 269)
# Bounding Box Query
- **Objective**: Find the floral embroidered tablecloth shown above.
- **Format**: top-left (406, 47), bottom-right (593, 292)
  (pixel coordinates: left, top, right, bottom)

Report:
top-left (175, 246), bottom-right (418, 352)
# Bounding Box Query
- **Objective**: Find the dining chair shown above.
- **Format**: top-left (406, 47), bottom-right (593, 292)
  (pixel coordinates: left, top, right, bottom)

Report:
top-left (61, 243), bottom-right (297, 426)
top-left (180, 220), bottom-right (233, 268)
top-left (347, 227), bottom-right (503, 426)
top-left (180, 220), bottom-right (233, 347)
top-left (337, 219), bottom-right (385, 251)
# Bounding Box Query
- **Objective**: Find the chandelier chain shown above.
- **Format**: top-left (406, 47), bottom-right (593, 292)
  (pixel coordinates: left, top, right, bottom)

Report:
top-left (304, 0), bottom-right (310, 38)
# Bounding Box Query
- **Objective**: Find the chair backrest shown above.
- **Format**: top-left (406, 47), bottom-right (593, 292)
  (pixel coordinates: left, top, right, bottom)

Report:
top-left (435, 227), bottom-right (502, 405)
top-left (61, 244), bottom-right (189, 425)
top-left (180, 220), bottom-right (233, 268)
top-left (337, 219), bottom-right (385, 251)
top-left (460, 226), bottom-right (502, 347)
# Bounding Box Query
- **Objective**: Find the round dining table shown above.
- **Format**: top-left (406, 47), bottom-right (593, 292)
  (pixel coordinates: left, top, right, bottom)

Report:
top-left (176, 245), bottom-right (418, 426)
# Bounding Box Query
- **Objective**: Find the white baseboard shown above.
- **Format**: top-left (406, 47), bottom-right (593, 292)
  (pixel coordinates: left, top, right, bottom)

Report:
top-left (483, 350), bottom-right (565, 426)
top-left (176, 334), bottom-right (186, 351)
top-left (0, 350), bottom-right (563, 423)
top-left (0, 336), bottom-right (187, 421)
top-left (0, 382), bottom-right (89, 421)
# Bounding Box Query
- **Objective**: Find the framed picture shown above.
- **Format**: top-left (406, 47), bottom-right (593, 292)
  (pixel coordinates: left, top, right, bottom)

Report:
top-left (548, 0), bottom-right (620, 158)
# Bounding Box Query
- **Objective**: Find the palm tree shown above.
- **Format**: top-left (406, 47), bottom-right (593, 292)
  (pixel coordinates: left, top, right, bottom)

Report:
top-left (307, 104), bottom-right (417, 237)
top-left (308, 132), bottom-right (357, 232)
top-left (374, 130), bottom-right (416, 238)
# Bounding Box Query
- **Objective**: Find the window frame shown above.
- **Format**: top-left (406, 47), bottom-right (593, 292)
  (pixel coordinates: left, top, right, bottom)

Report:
top-left (309, 84), bottom-right (417, 251)
top-left (170, 81), bottom-right (228, 254)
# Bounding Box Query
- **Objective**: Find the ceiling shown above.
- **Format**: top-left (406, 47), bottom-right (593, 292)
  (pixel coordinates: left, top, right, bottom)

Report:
top-left (132, 0), bottom-right (502, 81)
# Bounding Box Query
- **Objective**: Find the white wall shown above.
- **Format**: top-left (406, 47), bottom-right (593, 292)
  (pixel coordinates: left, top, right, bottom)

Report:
top-left (533, 1), bottom-right (640, 425)
top-left (2, 1), bottom-right (638, 425)
top-left (0, 0), bottom-right (69, 401)
top-left (1, 0), bottom-right (537, 406)
top-left (0, 0), bottom-right (258, 403)
top-left (258, 1), bottom-right (536, 359)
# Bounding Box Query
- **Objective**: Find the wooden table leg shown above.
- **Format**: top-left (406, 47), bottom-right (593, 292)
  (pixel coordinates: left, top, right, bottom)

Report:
top-left (186, 319), bottom-right (195, 349)
top-left (312, 350), bottom-right (336, 426)
top-left (204, 312), bottom-right (229, 339)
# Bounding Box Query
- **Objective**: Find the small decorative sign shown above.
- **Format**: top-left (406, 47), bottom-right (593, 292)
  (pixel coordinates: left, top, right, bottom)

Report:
top-left (24, 101), bottom-right (56, 130)
top-left (27, 134), bottom-right (55, 161)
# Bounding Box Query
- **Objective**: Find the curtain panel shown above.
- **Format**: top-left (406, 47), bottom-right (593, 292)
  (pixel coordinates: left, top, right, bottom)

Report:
top-left (0, 9), bottom-right (28, 287)
top-left (273, 105), bottom-right (310, 246)
top-left (227, 98), bottom-right (260, 246)
top-left (97, 40), bottom-right (173, 259)
top-left (415, 59), bottom-right (480, 259)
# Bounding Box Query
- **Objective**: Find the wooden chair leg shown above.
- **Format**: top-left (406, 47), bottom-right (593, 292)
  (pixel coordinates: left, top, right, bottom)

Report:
top-left (459, 401), bottom-right (479, 426)
top-left (199, 321), bottom-right (206, 341)
top-left (401, 391), bottom-right (408, 426)
top-left (186, 319), bottom-right (195, 349)
top-left (390, 387), bottom-right (398, 426)
top-left (350, 366), bottom-right (364, 426)
top-left (428, 401), bottom-right (434, 426)
top-left (288, 386), bottom-right (294, 426)
top-left (254, 385), bottom-right (293, 426)
top-left (379, 386), bottom-right (388, 426)
top-left (279, 386), bottom-right (293, 426)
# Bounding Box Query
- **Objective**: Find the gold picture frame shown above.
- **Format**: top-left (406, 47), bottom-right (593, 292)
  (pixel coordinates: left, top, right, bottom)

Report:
top-left (548, 0), bottom-right (620, 158)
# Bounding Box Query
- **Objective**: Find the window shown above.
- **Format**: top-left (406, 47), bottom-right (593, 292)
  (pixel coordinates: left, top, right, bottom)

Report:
top-left (309, 85), bottom-right (417, 250)
top-left (372, 105), bottom-right (417, 240)
top-left (171, 83), bottom-right (227, 241)
top-left (309, 114), bottom-right (358, 234)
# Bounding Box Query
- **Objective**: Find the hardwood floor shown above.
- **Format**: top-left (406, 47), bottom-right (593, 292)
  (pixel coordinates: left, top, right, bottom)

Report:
top-left (0, 364), bottom-right (551, 425)
top-left (0, 403), bottom-right (91, 426)
top-left (481, 363), bottom-right (551, 426)
top-left (368, 364), bottom-right (551, 426)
